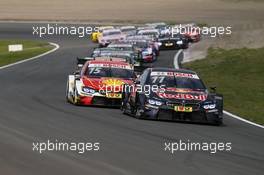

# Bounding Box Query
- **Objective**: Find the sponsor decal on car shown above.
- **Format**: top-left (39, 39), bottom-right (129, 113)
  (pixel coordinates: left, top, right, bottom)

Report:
top-left (157, 93), bottom-right (207, 101)
top-left (151, 72), bottom-right (199, 79)
top-left (165, 88), bottom-right (200, 93)
top-left (102, 79), bottom-right (125, 86)
top-left (174, 106), bottom-right (193, 112)
top-left (106, 93), bottom-right (122, 99)
top-left (88, 63), bottom-right (132, 69)
top-left (165, 43), bottom-right (173, 46)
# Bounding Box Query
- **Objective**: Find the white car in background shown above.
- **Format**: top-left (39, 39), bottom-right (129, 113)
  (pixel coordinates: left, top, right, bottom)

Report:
top-left (137, 29), bottom-right (160, 39)
top-left (98, 29), bottom-right (126, 47)
top-left (145, 22), bottom-right (167, 28)
top-left (120, 26), bottom-right (137, 36)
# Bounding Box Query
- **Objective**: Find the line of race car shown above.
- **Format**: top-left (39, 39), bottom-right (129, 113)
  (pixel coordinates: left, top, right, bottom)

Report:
top-left (66, 22), bottom-right (224, 125)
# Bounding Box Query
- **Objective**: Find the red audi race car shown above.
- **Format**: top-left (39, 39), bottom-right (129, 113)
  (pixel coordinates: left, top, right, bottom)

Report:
top-left (66, 58), bottom-right (136, 106)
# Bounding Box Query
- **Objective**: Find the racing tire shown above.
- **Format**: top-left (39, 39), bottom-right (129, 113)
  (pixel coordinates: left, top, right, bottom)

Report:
top-left (214, 118), bottom-right (223, 126)
top-left (66, 81), bottom-right (71, 103)
top-left (153, 53), bottom-right (157, 62)
top-left (134, 106), bottom-right (144, 119)
top-left (133, 97), bottom-right (146, 119)
top-left (121, 101), bottom-right (129, 115)
top-left (72, 87), bottom-right (80, 105)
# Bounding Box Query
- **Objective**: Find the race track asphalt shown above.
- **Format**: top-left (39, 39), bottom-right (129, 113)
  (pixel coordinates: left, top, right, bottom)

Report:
top-left (0, 23), bottom-right (263, 175)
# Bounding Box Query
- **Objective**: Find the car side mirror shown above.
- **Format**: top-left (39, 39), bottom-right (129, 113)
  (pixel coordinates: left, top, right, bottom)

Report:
top-left (77, 64), bottom-right (83, 69)
top-left (210, 86), bottom-right (217, 93)
top-left (75, 74), bottom-right (81, 80)
top-left (74, 70), bottom-right (80, 75)
top-left (133, 73), bottom-right (138, 79)
top-left (134, 79), bottom-right (140, 84)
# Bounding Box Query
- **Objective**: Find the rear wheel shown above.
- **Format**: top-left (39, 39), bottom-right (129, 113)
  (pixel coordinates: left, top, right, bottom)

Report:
top-left (66, 80), bottom-right (70, 102)
top-left (153, 53), bottom-right (157, 62)
top-left (214, 118), bottom-right (223, 126)
top-left (121, 101), bottom-right (129, 114)
top-left (73, 87), bottom-right (80, 105)
top-left (134, 106), bottom-right (144, 119)
top-left (66, 79), bottom-right (74, 104)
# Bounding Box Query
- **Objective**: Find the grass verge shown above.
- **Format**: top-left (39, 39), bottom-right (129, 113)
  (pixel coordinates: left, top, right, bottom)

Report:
top-left (0, 40), bottom-right (54, 67)
top-left (184, 47), bottom-right (264, 125)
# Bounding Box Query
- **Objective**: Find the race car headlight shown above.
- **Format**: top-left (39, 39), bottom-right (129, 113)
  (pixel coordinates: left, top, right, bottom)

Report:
top-left (148, 99), bottom-right (163, 106)
top-left (142, 48), bottom-right (152, 55)
top-left (147, 48), bottom-right (153, 54)
top-left (177, 40), bottom-right (183, 45)
top-left (203, 104), bottom-right (216, 110)
top-left (82, 87), bottom-right (96, 94)
top-left (142, 51), bottom-right (149, 55)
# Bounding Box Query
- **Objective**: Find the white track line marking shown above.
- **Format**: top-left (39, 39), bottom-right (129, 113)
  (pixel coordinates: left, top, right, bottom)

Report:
top-left (173, 49), bottom-right (183, 69)
top-left (0, 42), bottom-right (60, 70)
top-left (223, 111), bottom-right (264, 129)
top-left (173, 51), bottom-right (264, 129)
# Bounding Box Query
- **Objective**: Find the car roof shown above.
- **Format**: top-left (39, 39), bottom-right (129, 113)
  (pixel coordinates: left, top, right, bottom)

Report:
top-left (88, 60), bottom-right (130, 65)
top-left (98, 26), bottom-right (114, 29)
top-left (125, 39), bottom-right (147, 42)
top-left (138, 29), bottom-right (159, 33)
top-left (108, 43), bottom-right (133, 47)
top-left (93, 47), bottom-right (119, 51)
top-left (103, 29), bottom-right (121, 33)
top-left (92, 57), bottom-right (128, 62)
top-left (99, 52), bottom-right (131, 56)
top-left (120, 26), bottom-right (136, 29)
top-left (150, 67), bottom-right (197, 74)
top-left (98, 50), bottom-right (133, 54)
top-left (126, 36), bottom-right (153, 41)
top-left (145, 22), bottom-right (167, 26)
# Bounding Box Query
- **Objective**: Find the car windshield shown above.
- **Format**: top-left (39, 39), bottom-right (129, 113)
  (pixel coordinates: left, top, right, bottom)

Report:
top-left (86, 67), bottom-right (134, 79)
top-left (149, 73), bottom-right (206, 90)
top-left (159, 33), bottom-right (175, 38)
top-left (108, 46), bottom-right (133, 51)
top-left (130, 41), bottom-right (148, 48)
top-left (121, 28), bottom-right (135, 32)
top-left (100, 53), bottom-right (127, 58)
top-left (140, 32), bottom-right (158, 36)
top-left (98, 54), bottom-right (131, 62)
top-left (103, 31), bottom-right (121, 36)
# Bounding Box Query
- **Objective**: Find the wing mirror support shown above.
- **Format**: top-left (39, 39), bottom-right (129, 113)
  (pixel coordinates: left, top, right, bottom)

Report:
top-left (210, 86), bottom-right (217, 93)
top-left (134, 79), bottom-right (140, 84)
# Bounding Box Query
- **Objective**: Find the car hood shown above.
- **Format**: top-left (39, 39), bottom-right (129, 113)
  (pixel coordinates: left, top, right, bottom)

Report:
top-left (154, 87), bottom-right (208, 103)
top-left (82, 77), bottom-right (133, 92)
top-left (159, 37), bottom-right (180, 41)
top-left (100, 34), bottom-right (125, 41)
top-left (135, 47), bottom-right (149, 52)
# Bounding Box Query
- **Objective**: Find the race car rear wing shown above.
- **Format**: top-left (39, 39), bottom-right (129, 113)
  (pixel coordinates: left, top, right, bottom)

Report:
top-left (76, 57), bottom-right (93, 66)
top-left (76, 56), bottom-right (128, 66)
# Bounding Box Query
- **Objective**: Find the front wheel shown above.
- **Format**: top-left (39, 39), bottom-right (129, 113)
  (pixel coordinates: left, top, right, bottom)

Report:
top-left (152, 53), bottom-right (157, 62)
top-left (72, 88), bottom-right (80, 105)
top-left (66, 80), bottom-right (70, 102)
top-left (134, 106), bottom-right (144, 119)
top-left (214, 118), bottom-right (223, 126)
